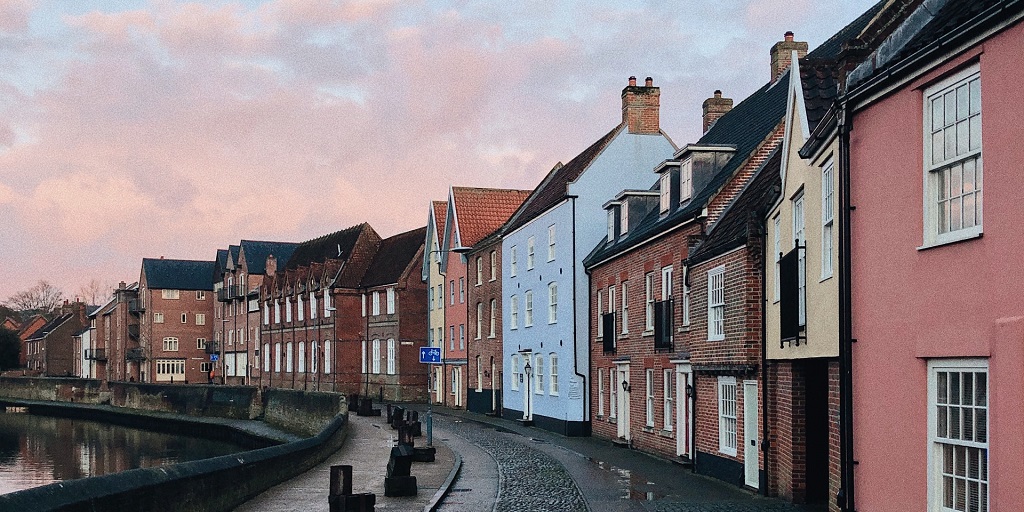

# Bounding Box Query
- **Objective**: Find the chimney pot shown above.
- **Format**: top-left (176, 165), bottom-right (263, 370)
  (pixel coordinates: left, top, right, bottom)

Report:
top-left (785, 31), bottom-right (794, 41)
top-left (702, 90), bottom-right (733, 133)
top-left (628, 76), bottom-right (636, 86)
top-left (714, 90), bottom-right (722, 97)
top-left (621, 74), bottom-right (660, 134)
top-left (645, 77), bottom-right (653, 86)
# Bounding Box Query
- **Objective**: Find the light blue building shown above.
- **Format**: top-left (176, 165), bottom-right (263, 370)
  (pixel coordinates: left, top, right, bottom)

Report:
top-left (501, 77), bottom-right (676, 435)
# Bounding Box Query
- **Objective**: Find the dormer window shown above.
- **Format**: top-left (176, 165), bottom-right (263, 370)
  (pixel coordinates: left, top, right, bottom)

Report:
top-left (607, 209), bottom-right (616, 241)
top-left (680, 158), bottom-right (693, 202)
top-left (659, 172), bottom-right (671, 214)
top-left (620, 202), bottom-right (629, 235)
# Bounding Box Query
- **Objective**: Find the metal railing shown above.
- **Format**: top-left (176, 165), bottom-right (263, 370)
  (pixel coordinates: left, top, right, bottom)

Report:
top-left (84, 348), bottom-right (107, 361)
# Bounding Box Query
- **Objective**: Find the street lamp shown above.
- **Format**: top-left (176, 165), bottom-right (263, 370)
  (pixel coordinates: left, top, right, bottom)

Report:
top-left (523, 359), bottom-right (533, 420)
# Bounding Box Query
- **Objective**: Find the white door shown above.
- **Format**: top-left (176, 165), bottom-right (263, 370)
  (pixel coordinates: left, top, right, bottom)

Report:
top-left (676, 364), bottom-right (693, 459)
top-left (616, 365), bottom-right (631, 441)
top-left (743, 380), bottom-right (759, 489)
top-left (454, 367), bottom-right (463, 407)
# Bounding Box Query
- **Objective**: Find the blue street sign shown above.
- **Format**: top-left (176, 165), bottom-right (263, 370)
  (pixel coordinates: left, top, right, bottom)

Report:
top-left (210, 354), bottom-right (219, 362)
top-left (419, 347), bottom-right (441, 364)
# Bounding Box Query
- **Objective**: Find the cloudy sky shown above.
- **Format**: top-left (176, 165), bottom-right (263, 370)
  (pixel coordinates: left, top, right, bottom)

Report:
top-left (0, 0), bottom-right (878, 301)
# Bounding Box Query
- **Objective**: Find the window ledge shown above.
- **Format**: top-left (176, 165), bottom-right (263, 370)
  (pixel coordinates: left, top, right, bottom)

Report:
top-left (619, 333), bottom-right (629, 339)
top-left (918, 230), bottom-right (983, 251)
top-left (608, 417), bottom-right (617, 424)
top-left (819, 274), bottom-right (834, 283)
top-left (642, 330), bottom-right (654, 337)
top-left (677, 325), bottom-right (690, 333)
top-left (659, 429), bottom-right (674, 438)
top-left (642, 426), bottom-right (655, 433)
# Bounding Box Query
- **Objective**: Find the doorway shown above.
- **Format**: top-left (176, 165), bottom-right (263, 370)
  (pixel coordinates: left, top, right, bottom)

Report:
top-left (804, 360), bottom-right (829, 503)
top-left (453, 367), bottom-right (463, 408)
top-left (616, 364), bottom-right (631, 441)
top-left (675, 364), bottom-right (693, 460)
top-left (743, 380), bottom-right (759, 489)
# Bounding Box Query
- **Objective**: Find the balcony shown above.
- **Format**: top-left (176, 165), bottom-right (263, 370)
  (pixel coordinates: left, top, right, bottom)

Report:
top-left (204, 341), bottom-right (220, 354)
top-left (128, 299), bottom-right (144, 315)
top-left (128, 324), bottom-right (140, 340)
top-left (218, 285), bottom-right (254, 302)
top-left (126, 348), bottom-right (146, 362)
top-left (84, 348), bottom-right (107, 361)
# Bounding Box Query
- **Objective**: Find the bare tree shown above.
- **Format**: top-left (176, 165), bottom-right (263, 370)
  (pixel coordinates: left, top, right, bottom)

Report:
top-left (4, 280), bottom-right (65, 316)
top-left (77, 278), bottom-right (107, 306)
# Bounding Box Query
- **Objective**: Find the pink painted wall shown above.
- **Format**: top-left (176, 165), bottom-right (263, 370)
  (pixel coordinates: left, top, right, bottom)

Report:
top-left (849, 21), bottom-right (1024, 511)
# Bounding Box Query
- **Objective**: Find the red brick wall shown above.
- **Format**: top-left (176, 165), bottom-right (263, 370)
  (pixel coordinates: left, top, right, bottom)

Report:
top-left (467, 241), bottom-right (504, 410)
top-left (145, 288), bottom-right (214, 384)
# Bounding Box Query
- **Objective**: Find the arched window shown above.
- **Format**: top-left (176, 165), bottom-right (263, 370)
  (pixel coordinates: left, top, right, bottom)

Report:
top-left (372, 339), bottom-right (381, 374)
top-left (298, 341), bottom-right (306, 373)
top-left (386, 339), bottom-right (396, 375)
top-left (263, 343), bottom-right (270, 371)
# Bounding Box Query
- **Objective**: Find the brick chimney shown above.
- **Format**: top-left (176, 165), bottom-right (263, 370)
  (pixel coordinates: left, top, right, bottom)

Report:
top-left (770, 31), bottom-right (808, 82)
top-left (621, 76), bottom-right (661, 134)
top-left (702, 90), bottom-right (733, 132)
top-left (266, 254), bottom-right (278, 277)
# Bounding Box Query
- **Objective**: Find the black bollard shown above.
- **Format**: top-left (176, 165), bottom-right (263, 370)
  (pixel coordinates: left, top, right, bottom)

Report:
top-left (386, 403), bottom-right (393, 423)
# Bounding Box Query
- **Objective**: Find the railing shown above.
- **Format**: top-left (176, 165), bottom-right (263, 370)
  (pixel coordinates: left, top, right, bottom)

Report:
top-left (218, 285), bottom-right (256, 302)
top-left (84, 348), bottom-right (107, 361)
top-left (128, 299), bottom-right (144, 314)
top-left (125, 348), bottom-right (146, 361)
top-left (127, 324), bottom-right (140, 340)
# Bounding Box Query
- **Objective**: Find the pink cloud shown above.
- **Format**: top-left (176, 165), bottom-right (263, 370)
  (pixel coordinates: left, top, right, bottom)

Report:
top-left (0, 0), bottom-right (31, 33)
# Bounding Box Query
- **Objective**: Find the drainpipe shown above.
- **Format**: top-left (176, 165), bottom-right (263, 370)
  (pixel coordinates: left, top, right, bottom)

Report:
top-left (569, 195), bottom-right (589, 433)
top-left (759, 211), bottom-right (770, 496)
top-left (837, 102), bottom-right (856, 512)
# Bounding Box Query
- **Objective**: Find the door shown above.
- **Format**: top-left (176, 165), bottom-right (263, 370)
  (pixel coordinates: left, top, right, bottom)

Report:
top-left (454, 367), bottom-right (463, 407)
top-left (491, 359), bottom-right (497, 412)
top-left (676, 364), bottom-right (693, 459)
top-left (743, 380), bottom-right (759, 489)
top-left (616, 365), bottom-right (631, 441)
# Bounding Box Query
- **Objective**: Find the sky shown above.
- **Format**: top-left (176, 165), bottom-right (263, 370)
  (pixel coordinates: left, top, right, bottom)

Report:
top-left (0, 0), bottom-right (880, 302)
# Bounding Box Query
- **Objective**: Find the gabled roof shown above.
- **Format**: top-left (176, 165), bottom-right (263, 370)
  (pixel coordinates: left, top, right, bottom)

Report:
top-left (24, 313), bottom-right (72, 341)
top-left (503, 124), bottom-right (624, 234)
top-left (142, 258), bottom-right (217, 291)
top-left (689, 148), bottom-right (783, 266)
top-left (362, 227), bottom-right (427, 287)
top-left (584, 71), bottom-right (790, 267)
top-left (450, 187), bottom-right (532, 247)
top-left (240, 240), bottom-right (299, 275)
top-left (285, 223), bottom-right (369, 270)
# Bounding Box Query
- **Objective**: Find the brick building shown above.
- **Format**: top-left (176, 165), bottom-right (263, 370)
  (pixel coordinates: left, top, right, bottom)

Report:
top-left (85, 282), bottom-right (140, 382)
top-left (138, 258), bottom-right (216, 383)
top-left (23, 301), bottom-right (91, 376)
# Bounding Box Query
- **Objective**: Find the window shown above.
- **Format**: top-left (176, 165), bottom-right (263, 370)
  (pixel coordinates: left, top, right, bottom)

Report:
top-left (547, 225), bottom-right (556, 261)
top-left (286, 342), bottom-right (293, 372)
top-left (607, 209), bottom-right (616, 241)
top-left (534, 354), bottom-right (544, 394)
top-left (597, 291), bottom-right (604, 337)
top-left (161, 289), bottom-right (179, 300)
top-left (489, 251), bottom-right (496, 281)
top-left (386, 339), bottom-right (395, 375)
top-left (793, 193), bottom-right (806, 326)
top-left (489, 299), bottom-right (496, 337)
top-left (510, 246), bottom-right (518, 276)
top-left (155, 359), bottom-right (185, 381)
top-left (646, 369), bottom-right (655, 427)
top-left (298, 341), bottom-right (306, 373)
top-left (450, 280), bottom-right (455, 305)
top-left (659, 172), bottom-right (671, 214)
top-left (311, 340), bottom-right (318, 374)
top-left (323, 341), bottom-right (331, 374)
top-left (372, 339), bottom-right (381, 374)
top-left (180, 313), bottom-right (187, 324)
top-left (275, 343), bottom-right (281, 372)
top-left (510, 295), bottom-right (518, 329)
top-left (154, 312), bottom-right (164, 324)
top-left (664, 369), bottom-right (674, 431)
top-left (549, 353), bottom-right (559, 395)
top-left (310, 292), bottom-right (317, 319)
top-left (773, 216), bottom-right (781, 302)
top-left (621, 203), bottom-right (629, 235)
top-left (162, 337), bottom-right (179, 351)
top-left (609, 368), bottom-right (617, 419)
top-left (929, 359), bottom-right (988, 512)
top-left (548, 282), bottom-right (558, 324)
top-left (821, 160), bottom-right (835, 279)
top-left (680, 158), bottom-right (693, 202)
top-left (662, 266), bottom-right (673, 302)
top-left (285, 297), bottom-right (292, 322)
top-left (449, 326), bottom-right (455, 350)
top-left (263, 343), bottom-right (270, 371)
top-left (274, 301), bottom-right (280, 323)
top-left (386, 287), bottom-right (395, 314)
top-left (361, 339), bottom-right (367, 373)
top-left (511, 354), bottom-right (520, 391)
top-left (323, 289), bottom-right (330, 317)
top-left (476, 302), bottom-right (483, 339)
top-left (197, 338), bottom-right (207, 350)
top-left (645, 272), bottom-right (656, 332)
top-left (194, 313), bottom-right (205, 326)
top-left (476, 257), bottom-right (483, 285)
top-left (718, 376), bottom-right (737, 456)
top-left (476, 355), bottom-right (483, 391)
top-left (263, 303), bottom-right (269, 325)
top-left (925, 65), bottom-right (982, 246)
top-left (428, 287), bottom-right (434, 311)
top-left (621, 281), bottom-right (629, 334)
top-left (527, 237), bottom-right (535, 269)
top-left (372, 291), bottom-right (380, 315)
top-left (437, 284), bottom-right (443, 310)
top-left (196, 290), bottom-right (206, 300)
top-left (708, 266), bottom-right (725, 341)
top-left (609, 285), bottom-right (616, 330)
top-left (362, 293), bottom-right (367, 317)
top-left (228, 329), bottom-right (234, 346)
top-left (459, 278), bottom-right (465, 303)
top-left (459, 324), bottom-right (465, 349)
top-left (525, 290), bottom-right (534, 327)
top-left (598, 369), bottom-right (606, 417)
top-left (298, 294), bottom-right (304, 321)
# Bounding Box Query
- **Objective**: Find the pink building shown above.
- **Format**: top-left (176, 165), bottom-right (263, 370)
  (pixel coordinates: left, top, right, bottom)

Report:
top-left (845, 2), bottom-right (1023, 511)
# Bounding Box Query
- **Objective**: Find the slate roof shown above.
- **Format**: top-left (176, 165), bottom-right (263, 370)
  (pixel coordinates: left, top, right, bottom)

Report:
top-left (285, 223), bottom-right (369, 270)
top-left (361, 227), bottom-right (427, 287)
top-left (887, 0), bottom-right (1012, 65)
top-left (240, 240), bottom-right (299, 275)
top-left (584, 71), bottom-right (790, 267)
top-left (503, 125), bottom-right (624, 234)
top-left (142, 258), bottom-right (217, 291)
top-left (451, 187), bottom-right (532, 247)
top-left (228, 245), bottom-right (240, 266)
top-left (689, 149), bottom-right (783, 265)
top-left (24, 314), bottom-right (72, 341)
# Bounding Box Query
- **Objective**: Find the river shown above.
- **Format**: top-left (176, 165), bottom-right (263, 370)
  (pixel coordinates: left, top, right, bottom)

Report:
top-left (0, 409), bottom-right (247, 495)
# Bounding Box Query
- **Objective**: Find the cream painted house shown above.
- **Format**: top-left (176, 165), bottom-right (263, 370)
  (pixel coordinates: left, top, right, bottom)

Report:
top-left (422, 200), bottom-right (448, 404)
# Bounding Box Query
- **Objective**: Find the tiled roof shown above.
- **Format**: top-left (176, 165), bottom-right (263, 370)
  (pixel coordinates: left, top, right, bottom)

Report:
top-left (504, 125), bottom-right (624, 234)
top-left (887, 0), bottom-right (1011, 65)
top-left (800, 60), bottom-right (840, 132)
top-left (688, 148), bottom-right (783, 265)
top-left (240, 240), bottom-right (299, 275)
top-left (361, 227), bottom-right (427, 287)
top-left (804, 0), bottom-right (888, 61)
top-left (584, 71), bottom-right (790, 267)
top-left (285, 223), bottom-right (370, 270)
top-left (432, 201), bottom-right (448, 236)
top-left (24, 314), bottom-right (72, 341)
top-left (142, 258), bottom-right (217, 291)
top-left (451, 187), bottom-right (532, 247)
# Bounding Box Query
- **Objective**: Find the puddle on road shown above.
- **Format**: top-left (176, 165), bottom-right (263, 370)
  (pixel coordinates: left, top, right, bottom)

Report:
top-left (590, 458), bottom-right (665, 501)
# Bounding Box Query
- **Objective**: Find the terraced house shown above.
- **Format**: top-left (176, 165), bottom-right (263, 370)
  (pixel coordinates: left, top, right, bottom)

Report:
top-left (422, 200), bottom-right (447, 405)
top-left (503, 77), bottom-right (676, 435)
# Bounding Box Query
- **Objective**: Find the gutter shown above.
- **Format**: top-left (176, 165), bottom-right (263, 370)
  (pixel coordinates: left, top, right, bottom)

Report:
top-left (569, 195), bottom-right (589, 430)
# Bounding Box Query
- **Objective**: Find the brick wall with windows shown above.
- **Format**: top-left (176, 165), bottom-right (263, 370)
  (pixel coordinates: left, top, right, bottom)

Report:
top-left (144, 287), bottom-right (213, 384)
top-left (467, 240), bottom-right (504, 415)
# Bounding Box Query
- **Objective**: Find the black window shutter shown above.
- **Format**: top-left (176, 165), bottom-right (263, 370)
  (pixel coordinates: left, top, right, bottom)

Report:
top-left (654, 300), bottom-right (673, 350)
top-left (602, 313), bottom-right (616, 353)
top-left (780, 248), bottom-right (800, 343)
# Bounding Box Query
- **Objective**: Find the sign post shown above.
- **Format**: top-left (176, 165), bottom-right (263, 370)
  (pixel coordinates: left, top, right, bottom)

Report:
top-left (419, 347), bottom-right (441, 446)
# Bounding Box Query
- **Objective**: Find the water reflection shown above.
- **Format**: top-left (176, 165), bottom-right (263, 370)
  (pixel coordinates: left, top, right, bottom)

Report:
top-left (0, 410), bottom-right (245, 495)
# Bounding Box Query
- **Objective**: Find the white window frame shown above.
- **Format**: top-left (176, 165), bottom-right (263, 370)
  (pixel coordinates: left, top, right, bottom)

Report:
top-left (773, 216), bottom-right (781, 302)
top-left (510, 295), bottom-right (518, 330)
top-left (659, 172), bottom-right (671, 214)
top-left (489, 250), bottom-right (497, 281)
top-left (663, 368), bottom-right (674, 431)
top-left (298, 294), bottom-right (304, 321)
top-left (547, 225), bottom-right (556, 262)
top-left (323, 289), bottom-right (330, 317)
top-left (459, 323), bottom-right (465, 349)
top-left (645, 272), bottom-right (656, 332)
top-left (449, 326), bottom-right (455, 350)
top-left (680, 158), bottom-right (693, 202)
top-left (718, 376), bottom-right (738, 456)
top-left (708, 265), bottom-right (725, 341)
top-left (285, 297), bottom-right (292, 322)
top-left (386, 339), bottom-right (396, 375)
top-left (459, 277), bottom-right (465, 303)
top-left (275, 342), bottom-right (281, 372)
top-left (361, 339), bottom-right (367, 373)
top-left (598, 368), bottom-right (606, 417)
top-left (525, 290), bottom-right (533, 327)
top-left (310, 291), bottom-right (317, 319)
top-left (311, 340), bottom-right (318, 374)
top-left (621, 281), bottom-right (629, 334)
top-left (372, 339), bottom-right (381, 374)
top-left (821, 159), bottom-right (835, 280)
top-left (162, 337), bottom-right (179, 352)
top-left (298, 341), bottom-right (306, 373)
top-left (161, 289), bottom-right (179, 300)
top-left (324, 340), bottom-right (331, 374)
top-left (361, 293), bottom-right (367, 317)
top-left (597, 291), bottom-right (604, 337)
top-left (793, 192), bottom-right (806, 326)
top-left (927, 358), bottom-right (988, 512)
top-left (372, 291), bottom-right (380, 316)
top-left (510, 354), bottom-right (520, 391)
top-left (428, 287), bottom-right (434, 311)
top-left (489, 299), bottom-right (497, 338)
top-left (476, 302), bottom-right (483, 339)
top-left (263, 343), bottom-right (270, 371)
top-left (620, 202), bottom-right (629, 235)
top-left (450, 280), bottom-right (455, 305)
top-left (154, 312), bottom-right (164, 324)
top-left (196, 290), bottom-right (206, 300)
top-left (196, 313), bottom-right (206, 326)
top-left (548, 282), bottom-right (558, 324)
top-left (386, 287), bottom-right (395, 314)
top-left (609, 366), bottom-right (618, 419)
top-left (645, 369), bottom-right (655, 427)
top-left (534, 353), bottom-right (544, 394)
top-left (476, 256), bottom-right (483, 285)
top-left (197, 338), bottom-right (206, 350)
top-left (263, 303), bottom-right (269, 325)
top-left (180, 313), bottom-right (187, 324)
top-left (286, 342), bottom-right (293, 372)
top-left (527, 237), bottom-right (535, 269)
top-left (607, 209), bottom-right (616, 241)
top-left (274, 300), bottom-right (280, 323)
top-left (476, 355), bottom-right (483, 391)
top-left (510, 246), bottom-right (518, 276)
top-left (923, 64), bottom-right (983, 247)
top-left (549, 353), bottom-right (559, 396)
